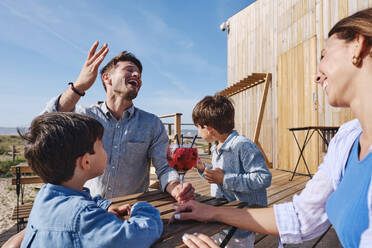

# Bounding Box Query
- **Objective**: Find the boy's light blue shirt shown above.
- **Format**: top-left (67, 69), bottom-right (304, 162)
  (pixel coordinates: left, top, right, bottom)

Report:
top-left (201, 130), bottom-right (272, 206)
top-left (21, 184), bottom-right (163, 248)
top-left (199, 131), bottom-right (272, 239)
top-left (43, 96), bottom-right (179, 198)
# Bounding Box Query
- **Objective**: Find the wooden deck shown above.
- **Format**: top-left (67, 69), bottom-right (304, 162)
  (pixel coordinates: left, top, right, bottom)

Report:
top-left (0, 165), bottom-right (341, 247)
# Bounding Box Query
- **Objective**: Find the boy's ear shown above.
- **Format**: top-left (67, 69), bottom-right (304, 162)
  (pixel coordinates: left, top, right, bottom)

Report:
top-left (205, 126), bottom-right (215, 134)
top-left (78, 153), bottom-right (91, 171)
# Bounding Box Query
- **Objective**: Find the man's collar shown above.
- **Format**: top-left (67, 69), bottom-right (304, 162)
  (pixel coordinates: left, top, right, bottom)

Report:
top-left (125, 104), bottom-right (135, 119)
top-left (100, 102), bottom-right (135, 120)
top-left (99, 102), bottom-right (112, 119)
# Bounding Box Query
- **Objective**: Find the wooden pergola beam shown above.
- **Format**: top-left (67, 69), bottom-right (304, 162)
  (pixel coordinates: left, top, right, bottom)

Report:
top-left (254, 73), bottom-right (272, 143)
top-left (217, 72), bottom-right (272, 167)
top-left (253, 73), bottom-right (272, 167)
top-left (217, 73), bottom-right (267, 97)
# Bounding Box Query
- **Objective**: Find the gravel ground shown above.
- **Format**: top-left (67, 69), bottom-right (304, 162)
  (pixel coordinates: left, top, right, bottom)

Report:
top-left (0, 178), bottom-right (41, 234)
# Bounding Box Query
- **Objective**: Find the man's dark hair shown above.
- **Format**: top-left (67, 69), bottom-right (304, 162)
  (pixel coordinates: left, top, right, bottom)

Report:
top-left (18, 112), bottom-right (104, 185)
top-left (100, 51), bottom-right (143, 91)
top-left (192, 95), bottom-right (235, 134)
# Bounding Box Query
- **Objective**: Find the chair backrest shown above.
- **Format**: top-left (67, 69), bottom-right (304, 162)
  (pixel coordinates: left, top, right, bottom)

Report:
top-left (11, 163), bottom-right (43, 205)
top-left (11, 163), bottom-right (43, 185)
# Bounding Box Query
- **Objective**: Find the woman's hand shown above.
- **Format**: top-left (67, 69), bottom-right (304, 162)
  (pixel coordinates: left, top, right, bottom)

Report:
top-left (182, 233), bottom-right (218, 248)
top-left (171, 200), bottom-right (215, 223)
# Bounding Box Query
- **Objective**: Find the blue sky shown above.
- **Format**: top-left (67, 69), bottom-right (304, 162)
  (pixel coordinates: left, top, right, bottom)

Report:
top-left (0, 0), bottom-right (253, 127)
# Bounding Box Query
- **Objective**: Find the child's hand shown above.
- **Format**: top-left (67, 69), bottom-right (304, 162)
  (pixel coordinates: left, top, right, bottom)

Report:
top-left (204, 168), bottom-right (224, 185)
top-left (108, 203), bottom-right (131, 220)
top-left (196, 158), bottom-right (205, 172)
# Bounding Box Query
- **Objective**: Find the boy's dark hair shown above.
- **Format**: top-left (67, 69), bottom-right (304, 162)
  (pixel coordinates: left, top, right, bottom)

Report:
top-left (100, 51), bottom-right (143, 91)
top-left (18, 112), bottom-right (104, 185)
top-left (192, 95), bottom-right (235, 134)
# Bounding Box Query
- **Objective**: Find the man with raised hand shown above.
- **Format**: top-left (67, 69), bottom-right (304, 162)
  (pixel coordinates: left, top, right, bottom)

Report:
top-left (43, 41), bottom-right (194, 202)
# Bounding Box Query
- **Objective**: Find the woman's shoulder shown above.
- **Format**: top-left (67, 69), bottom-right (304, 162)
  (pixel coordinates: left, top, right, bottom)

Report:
top-left (329, 119), bottom-right (361, 146)
top-left (327, 119), bottom-right (361, 151)
top-left (337, 118), bottom-right (361, 133)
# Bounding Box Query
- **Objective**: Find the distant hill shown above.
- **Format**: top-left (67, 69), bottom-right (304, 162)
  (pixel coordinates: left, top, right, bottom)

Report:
top-left (181, 129), bottom-right (198, 137)
top-left (0, 127), bottom-right (19, 135)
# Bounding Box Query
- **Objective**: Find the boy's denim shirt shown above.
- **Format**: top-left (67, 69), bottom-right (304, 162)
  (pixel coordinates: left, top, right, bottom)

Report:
top-left (21, 184), bottom-right (163, 248)
top-left (199, 130), bottom-right (272, 206)
top-left (198, 131), bottom-right (272, 239)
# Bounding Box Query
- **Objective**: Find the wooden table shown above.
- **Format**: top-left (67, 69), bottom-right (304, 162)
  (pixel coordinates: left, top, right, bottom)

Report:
top-left (2, 168), bottom-right (342, 247)
top-left (109, 168), bottom-right (244, 248)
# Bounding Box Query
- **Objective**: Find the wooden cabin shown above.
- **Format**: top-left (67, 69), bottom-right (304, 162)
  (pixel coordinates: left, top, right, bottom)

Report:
top-left (219, 0), bottom-right (371, 174)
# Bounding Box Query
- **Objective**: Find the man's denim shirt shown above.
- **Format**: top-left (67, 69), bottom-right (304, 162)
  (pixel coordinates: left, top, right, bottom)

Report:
top-left (21, 184), bottom-right (162, 248)
top-left (199, 131), bottom-right (272, 206)
top-left (43, 96), bottom-right (179, 198)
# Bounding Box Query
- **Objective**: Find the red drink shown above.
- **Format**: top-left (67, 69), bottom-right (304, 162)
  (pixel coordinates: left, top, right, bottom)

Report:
top-left (167, 144), bottom-right (198, 184)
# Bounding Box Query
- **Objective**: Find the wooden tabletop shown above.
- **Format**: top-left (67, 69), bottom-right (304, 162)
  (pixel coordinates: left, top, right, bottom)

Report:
top-left (0, 167), bottom-right (319, 247)
top-left (108, 167), bottom-right (314, 248)
top-left (288, 126), bottom-right (339, 131)
top-left (109, 168), bottom-right (242, 248)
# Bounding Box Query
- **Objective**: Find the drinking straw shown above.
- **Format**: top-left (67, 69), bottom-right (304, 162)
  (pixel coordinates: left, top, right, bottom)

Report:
top-left (181, 134), bottom-right (183, 146)
top-left (179, 174), bottom-right (184, 188)
top-left (190, 134), bottom-right (198, 148)
top-left (219, 203), bottom-right (247, 247)
top-left (219, 227), bottom-right (236, 247)
top-left (175, 134), bottom-right (180, 147)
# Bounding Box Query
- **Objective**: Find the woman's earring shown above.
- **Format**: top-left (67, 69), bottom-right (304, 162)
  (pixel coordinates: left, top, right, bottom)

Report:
top-left (352, 56), bottom-right (361, 66)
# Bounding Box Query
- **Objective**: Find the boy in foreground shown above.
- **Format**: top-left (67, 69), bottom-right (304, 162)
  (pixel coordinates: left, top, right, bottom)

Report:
top-left (16, 112), bottom-right (162, 247)
top-left (186, 95), bottom-right (272, 247)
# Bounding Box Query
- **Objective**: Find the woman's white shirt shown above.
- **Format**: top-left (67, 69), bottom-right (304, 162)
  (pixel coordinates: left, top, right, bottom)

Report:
top-left (274, 119), bottom-right (372, 247)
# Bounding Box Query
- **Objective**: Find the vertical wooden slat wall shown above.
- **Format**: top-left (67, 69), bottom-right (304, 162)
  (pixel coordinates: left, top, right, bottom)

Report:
top-left (277, 0), bottom-right (319, 173)
top-left (226, 0), bottom-right (370, 173)
top-left (227, 0), bottom-right (276, 166)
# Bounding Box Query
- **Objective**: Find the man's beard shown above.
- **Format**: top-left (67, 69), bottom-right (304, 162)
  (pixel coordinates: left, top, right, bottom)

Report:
top-left (112, 82), bottom-right (139, 100)
top-left (124, 90), bottom-right (138, 100)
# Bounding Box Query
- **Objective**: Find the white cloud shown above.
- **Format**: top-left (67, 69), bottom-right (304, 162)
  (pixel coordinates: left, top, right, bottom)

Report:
top-left (0, 1), bottom-right (228, 126)
top-left (178, 40), bottom-right (194, 49)
top-left (0, 0), bottom-right (86, 54)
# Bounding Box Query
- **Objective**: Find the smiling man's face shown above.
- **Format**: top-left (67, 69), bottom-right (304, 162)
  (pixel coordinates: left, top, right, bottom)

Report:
top-left (107, 61), bottom-right (142, 100)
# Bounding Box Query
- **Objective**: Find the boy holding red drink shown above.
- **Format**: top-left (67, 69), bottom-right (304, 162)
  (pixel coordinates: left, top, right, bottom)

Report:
top-left (190, 95), bottom-right (272, 247)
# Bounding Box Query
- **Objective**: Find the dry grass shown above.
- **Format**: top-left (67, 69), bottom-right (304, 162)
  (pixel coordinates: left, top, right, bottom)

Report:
top-left (0, 135), bottom-right (25, 177)
top-left (0, 135), bottom-right (24, 158)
